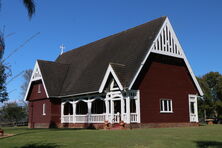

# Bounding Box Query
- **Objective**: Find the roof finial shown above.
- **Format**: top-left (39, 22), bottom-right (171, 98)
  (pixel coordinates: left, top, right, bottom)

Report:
top-left (59, 44), bottom-right (65, 55)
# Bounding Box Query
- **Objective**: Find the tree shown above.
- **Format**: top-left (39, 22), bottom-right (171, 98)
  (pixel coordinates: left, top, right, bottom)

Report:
top-left (0, 0), bottom-right (36, 102)
top-left (0, 102), bottom-right (27, 124)
top-left (22, 0), bottom-right (36, 19)
top-left (0, 62), bottom-right (8, 103)
top-left (0, 0), bottom-right (36, 19)
top-left (21, 69), bottom-right (32, 98)
top-left (197, 72), bottom-right (222, 121)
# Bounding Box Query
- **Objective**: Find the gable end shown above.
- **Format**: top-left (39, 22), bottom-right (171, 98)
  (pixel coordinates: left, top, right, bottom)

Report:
top-left (129, 17), bottom-right (203, 96)
top-left (24, 61), bottom-right (49, 100)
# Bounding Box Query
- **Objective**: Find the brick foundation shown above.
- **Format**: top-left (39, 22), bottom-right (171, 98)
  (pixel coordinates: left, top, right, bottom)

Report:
top-left (28, 122), bottom-right (199, 129)
top-left (29, 123), bottom-right (50, 128)
top-left (57, 123), bottom-right (104, 129)
top-left (132, 122), bottom-right (199, 128)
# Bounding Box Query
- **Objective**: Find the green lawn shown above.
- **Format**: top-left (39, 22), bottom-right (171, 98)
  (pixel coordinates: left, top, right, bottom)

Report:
top-left (0, 125), bottom-right (222, 148)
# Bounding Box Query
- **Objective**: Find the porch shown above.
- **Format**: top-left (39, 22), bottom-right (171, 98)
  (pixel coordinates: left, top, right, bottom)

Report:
top-left (61, 90), bottom-right (140, 124)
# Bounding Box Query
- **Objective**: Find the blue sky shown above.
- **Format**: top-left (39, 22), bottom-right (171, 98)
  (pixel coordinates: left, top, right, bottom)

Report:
top-left (0, 0), bottom-right (222, 102)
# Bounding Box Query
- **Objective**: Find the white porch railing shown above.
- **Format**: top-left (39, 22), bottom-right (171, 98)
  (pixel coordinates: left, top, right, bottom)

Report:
top-left (113, 113), bottom-right (120, 123)
top-left (122, 113), bottom-right (127, 122)
top-left (61, 114), bottom-right (106, 123)
top-left (130, 113), bottom-right (138, 123)
top-left (62, 115), bottom-right (74, 123)
top-left (62, 113), bottom-right (138, 123)
top-left (75, 115), bottom-right (88, 123)
top-left (89, 114), bottom-right (106, 123)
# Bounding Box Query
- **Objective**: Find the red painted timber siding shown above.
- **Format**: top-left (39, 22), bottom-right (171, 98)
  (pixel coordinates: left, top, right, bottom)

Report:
top-left (50, 99), bottom-right (61, 127)
top-left (27, 81), bottom-right (61, 128)
top-left (133, 53), bottom-right (199, 123)
top-left (27, 81), bottom-right (47, 101)
top-left (29, 99), bottom-right (51, 128)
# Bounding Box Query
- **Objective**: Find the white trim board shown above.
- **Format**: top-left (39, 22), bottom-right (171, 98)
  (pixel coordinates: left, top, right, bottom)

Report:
top-left (24, 61), bottom-right (49, 101)
top-left (99, 64), bottom-right (123, 93)
top-left (129, 17), bottom-right (203, 96)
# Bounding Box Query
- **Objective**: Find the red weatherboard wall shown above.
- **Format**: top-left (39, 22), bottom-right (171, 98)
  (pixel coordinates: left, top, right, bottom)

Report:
top-left (27, 81), bottom-right (47, 100)
top-left (27, 81), bottom-right (61, 128)
top-left (133, 53), bottom-right (199, 123)
top-left (50, 99), bottom-right (61, 126)
top-left (29, 99), bottom-right (51, 127)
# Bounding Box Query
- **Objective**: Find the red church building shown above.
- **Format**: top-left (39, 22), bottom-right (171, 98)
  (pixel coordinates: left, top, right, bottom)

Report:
top-left (25, 16), bottom-right (203, 128)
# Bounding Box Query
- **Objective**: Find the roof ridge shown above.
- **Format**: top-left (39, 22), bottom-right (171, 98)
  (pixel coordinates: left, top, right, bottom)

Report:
top-left (38, 59), bottom-right (70, 66)
top-left (109, 62), bottom-right (126, 67)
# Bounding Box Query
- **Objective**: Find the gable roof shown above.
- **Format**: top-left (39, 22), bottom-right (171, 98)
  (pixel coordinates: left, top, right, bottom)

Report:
top-left (54, 16), bottom-right (166, 96)
top-left (25, 16), bottom-right (203, 99)
top-left (109, 63), bottom-right (127, 88)
top-left (37, 60), bottom-right (69, 96)
top-left (99, 63), bottom-right (125, 93)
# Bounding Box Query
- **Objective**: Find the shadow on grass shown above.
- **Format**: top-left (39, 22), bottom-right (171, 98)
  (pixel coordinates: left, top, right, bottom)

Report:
top-left (14, 143), bottom-right (60, 148)
top-left (195, 141), bottom-right (222, 148)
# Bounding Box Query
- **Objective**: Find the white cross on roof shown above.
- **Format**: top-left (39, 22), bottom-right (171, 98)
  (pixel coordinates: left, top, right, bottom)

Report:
top-left (60, 44), bottom-right (65, 55)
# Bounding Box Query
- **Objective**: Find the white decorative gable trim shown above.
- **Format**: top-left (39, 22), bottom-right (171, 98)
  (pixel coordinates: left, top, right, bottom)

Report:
top-left (24, 61), bottom-right (49, 100)
top-left (99, 64), bottom-right (123, 93)
top-left (151, 19), bottom-right (183, 58)
top-left (32, 64), bottom-right (42, 81)
top-left (129, 17), bottom-right (203, 96)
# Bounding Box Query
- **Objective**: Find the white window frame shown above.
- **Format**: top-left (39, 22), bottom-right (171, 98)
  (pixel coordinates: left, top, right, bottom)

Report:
top-left (37, 84), bottom-right (41, 93)
top-left (160, 99), bottom-right (173, 113)
top-left (43, 103), bottom-right (46, 115)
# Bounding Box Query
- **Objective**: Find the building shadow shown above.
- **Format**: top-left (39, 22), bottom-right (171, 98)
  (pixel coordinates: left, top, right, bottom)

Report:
top-left (14, 143), bottom-right (59, 148)
top-left (195, 141), bottom-right (222, 148)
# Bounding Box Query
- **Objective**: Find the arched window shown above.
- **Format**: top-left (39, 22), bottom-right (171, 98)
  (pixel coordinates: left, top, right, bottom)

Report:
top-left (76, 101), bottom-right (88, 114)
top-left (130, 99), bottom-right (136, 113)
top-left (91, 99), bottom-right (106, 114)
top-left (64, 102), bottom-right (73, 115)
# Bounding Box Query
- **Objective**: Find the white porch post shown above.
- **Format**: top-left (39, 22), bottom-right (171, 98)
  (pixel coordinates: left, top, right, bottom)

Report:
top-left (61, 102), bottom-right (65, 123)
top-left (111, 99), bottom-right (114, 124)
top-left (87, 100), bottom-right (92, 122)
top-left (126, 96), bottom-right (130, 124)
top-left (105, 99), bottom-right (109, 121)
top-left (72, 101), bottom-right (76, 123)
top-left (195, 95), bottom-right (199, 122)
top-left (136, 90), bottom-right (141, 123)
top-left (121, 98), bottom-right (124, 122)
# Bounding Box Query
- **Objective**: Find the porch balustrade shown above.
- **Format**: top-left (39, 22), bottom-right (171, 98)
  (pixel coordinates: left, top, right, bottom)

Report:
top-left (61, 90), bottom-right (140, 124)
top-left (61, 114), bottom-right (106, 123)
top-left (61, 113), bottom-right (138, 123)
top-left (130, 113), bottom-right (138, 123)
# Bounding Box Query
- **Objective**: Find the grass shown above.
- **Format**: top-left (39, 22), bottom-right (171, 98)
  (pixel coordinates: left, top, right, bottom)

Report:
top-left (0, 125), bottom-right (222, 148)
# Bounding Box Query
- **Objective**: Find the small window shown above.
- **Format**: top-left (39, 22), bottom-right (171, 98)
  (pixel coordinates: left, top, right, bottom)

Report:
top-left (43, 103), bottom-right (46, 115)
top-left (160, 99), bottom-right (173, 113)
top-left (190, 102), bottom-right (195, 114)
top-left (38, 84), bottom-right (41, 93)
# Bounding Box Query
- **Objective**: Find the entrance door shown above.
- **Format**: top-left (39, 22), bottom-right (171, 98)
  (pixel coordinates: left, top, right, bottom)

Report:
top-left (188, 95), bottom-right (198, 122)
top-left (113, 100), bottom-right (121, 123)
top-left (114, 100), bottom-right (121, 113)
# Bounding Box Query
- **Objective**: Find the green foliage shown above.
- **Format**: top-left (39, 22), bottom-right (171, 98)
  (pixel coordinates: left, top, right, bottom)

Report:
top-left (23, 0), bottom-right (36, 19)
top-left (0, 30), bottom-right (5, 59)
top-left (21, 69), bottom-right (32, 98)
top-left (197, 72), bottom-right (222, 120)
top-left (0, 0), bottom-right (36, 103)
top-left (0, 62), bottom-right (8, 103)
top-left (0, 102), bottom-right (27, 123)
top-left (0, 0), bottom-right (36, 19)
